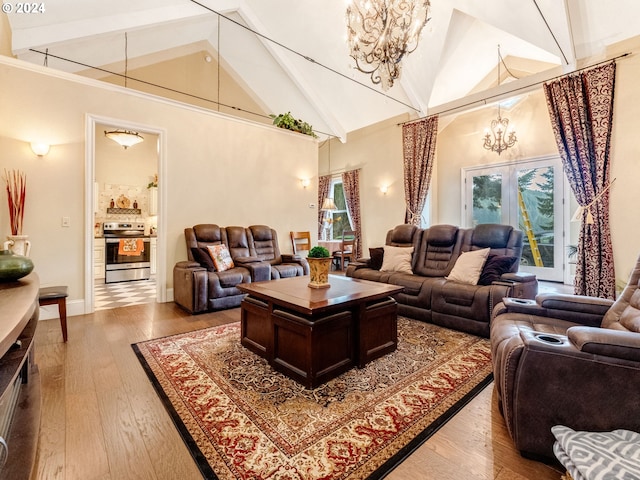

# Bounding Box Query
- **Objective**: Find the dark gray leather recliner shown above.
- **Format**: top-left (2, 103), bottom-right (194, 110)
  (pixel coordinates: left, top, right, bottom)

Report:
top-left (491, 254), bottom-right (640, 460)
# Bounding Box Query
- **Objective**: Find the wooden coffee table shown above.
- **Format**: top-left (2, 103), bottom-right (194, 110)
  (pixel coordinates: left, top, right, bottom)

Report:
top-left (237, 275), bottom-right (403, 388)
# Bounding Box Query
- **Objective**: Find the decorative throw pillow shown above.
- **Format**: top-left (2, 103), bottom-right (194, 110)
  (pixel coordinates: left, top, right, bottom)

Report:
top-left (369, 247), bottom-right (384, 270)
top-left (206, 244), bottom-right (235, 272)
top-left (446, 248), bottom-right (491, 285)
top-left (380, 246), bottom-right (413, 273)
top-left (191, 247), bottom-right (215, 271)
top-left (478, 255), bottom-right (517, 285)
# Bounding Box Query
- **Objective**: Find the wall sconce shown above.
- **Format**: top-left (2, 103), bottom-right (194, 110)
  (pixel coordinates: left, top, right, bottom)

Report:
top-left (300, 178), bottom-right (310, 189)
top-left (380, 185), bottom-right (388, 195)
top-left (30, 142), bottom-right (50, 157)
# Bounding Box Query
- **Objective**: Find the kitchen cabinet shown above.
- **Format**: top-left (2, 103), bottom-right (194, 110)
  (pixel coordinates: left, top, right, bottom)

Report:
top-left (94, 238), bottom-right (105, 279)
top-left (150, 237), bottom-right (157, 275)
top-left (148, 187), bottom-right (158, 216)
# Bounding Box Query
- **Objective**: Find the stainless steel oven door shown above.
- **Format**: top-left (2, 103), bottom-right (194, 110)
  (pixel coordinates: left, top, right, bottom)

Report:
top-left (104, 238), bottom-right (151, 283)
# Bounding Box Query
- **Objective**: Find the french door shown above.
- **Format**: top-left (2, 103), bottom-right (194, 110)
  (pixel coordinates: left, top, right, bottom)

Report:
top-left (463, 157), bottom-right (565, 282)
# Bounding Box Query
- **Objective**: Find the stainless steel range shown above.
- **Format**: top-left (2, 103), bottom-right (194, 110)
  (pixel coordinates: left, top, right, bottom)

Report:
top-left (102, 222), bottom-right (151, 283)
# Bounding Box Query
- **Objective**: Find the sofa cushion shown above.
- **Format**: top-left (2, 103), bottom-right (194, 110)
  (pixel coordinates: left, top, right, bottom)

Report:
top-left (413, 225), bottom-right (461, 277)
top-left (386, 224), bottom-right (418, 246)
top-left (369, 247), bottom-right (384, 270)
top-left (191, 247), bottom-right (215, 271)
top-left (446, 248), bottom-right (490, 285)
top-left (381, 246), bottom-right (413, 273)
top-left (472, 224), bottom-right (513, 248)
top-left (207, 244), bottom-right (235, 272)
top-left (478, 255), bottom-right (518, 285)
top-left (225, 226), bottom-right (252, 259)
top-left (272, 263), bottom-right (304, 279)
top-left (215, 268), bottom-right (248, 288)
top-left (193, 224), bottom-right (224, 243)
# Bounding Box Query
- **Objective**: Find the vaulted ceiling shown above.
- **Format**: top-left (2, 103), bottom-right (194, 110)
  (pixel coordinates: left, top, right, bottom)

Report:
top-left (7, 0), bottom-right (640, 140)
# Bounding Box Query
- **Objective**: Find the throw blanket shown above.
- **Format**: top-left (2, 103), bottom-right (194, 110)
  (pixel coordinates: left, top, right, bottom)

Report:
top-left (118, 238), bottom-right (144, 256)
top-left (552, 425), bottom-right (640, 480)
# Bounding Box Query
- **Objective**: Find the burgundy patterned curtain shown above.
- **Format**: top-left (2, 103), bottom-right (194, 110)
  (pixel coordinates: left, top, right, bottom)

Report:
top-left (317, 175), bottom-right (332, 240)
top-left (342, 169), bottom-right (362, 258)
top-left (402, 115), bottom-right (438, 225)
top-left (543, 62), bottom-right (616, 298)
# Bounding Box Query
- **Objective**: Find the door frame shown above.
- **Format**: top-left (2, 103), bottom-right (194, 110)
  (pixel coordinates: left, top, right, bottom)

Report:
top-left (84, 114), bottom-right (168, 313)
top-left (461, 154), bottom-right (570, 282)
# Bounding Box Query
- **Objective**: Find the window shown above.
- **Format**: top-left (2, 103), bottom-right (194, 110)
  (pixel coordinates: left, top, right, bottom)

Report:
top-left (325, 179), bottom-right (353, 240)
top-left (463, 156), bottom-right (567, 282)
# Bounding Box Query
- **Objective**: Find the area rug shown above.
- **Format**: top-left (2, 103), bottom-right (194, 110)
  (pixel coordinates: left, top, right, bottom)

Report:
top-left (132, 317), bottom-right (493, 479)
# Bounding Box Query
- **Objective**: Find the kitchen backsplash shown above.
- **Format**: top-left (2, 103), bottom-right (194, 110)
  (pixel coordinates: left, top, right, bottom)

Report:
top-left (95, 183), bottom-right (157, 235)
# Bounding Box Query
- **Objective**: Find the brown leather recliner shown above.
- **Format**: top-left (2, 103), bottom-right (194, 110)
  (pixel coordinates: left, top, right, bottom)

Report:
top-left (491, 254), bottom-right (640, 460)
top-left (173, 224), bottom-right (270, 313)
top-left (246, 225), bottom-right (309, 279)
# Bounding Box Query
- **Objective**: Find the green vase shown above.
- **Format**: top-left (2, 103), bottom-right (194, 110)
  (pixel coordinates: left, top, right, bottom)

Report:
top-left (0, 249), bottom-right (34, 282)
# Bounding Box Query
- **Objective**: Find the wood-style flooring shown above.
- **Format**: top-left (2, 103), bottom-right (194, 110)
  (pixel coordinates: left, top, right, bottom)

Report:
top-left (33, 302), bottom-right (563, 480)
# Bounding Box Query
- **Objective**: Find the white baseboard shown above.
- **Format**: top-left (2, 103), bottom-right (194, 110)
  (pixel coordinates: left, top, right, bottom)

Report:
top-left (38, 299), bottom-right (86, 320)
top-left (38, 291), bottom-right (175, 320)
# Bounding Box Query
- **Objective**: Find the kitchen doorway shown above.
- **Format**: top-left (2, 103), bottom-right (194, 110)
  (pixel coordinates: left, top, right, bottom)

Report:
top-left (85, 115), bottom-right (166, 313)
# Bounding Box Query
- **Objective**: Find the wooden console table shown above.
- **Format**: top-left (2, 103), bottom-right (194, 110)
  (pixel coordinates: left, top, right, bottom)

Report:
top-left (0, 273), bottom-right (40, 480)
top-left (238, 275), bottom-right (403, 388)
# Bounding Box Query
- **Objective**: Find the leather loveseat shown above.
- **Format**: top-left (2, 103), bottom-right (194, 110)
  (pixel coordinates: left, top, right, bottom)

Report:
top-left (173, 224), bottom-right (309, 313)
top-left (490, 254), bottom-right (640, 460)
top-left (346, 223), bottom-right (538, 337)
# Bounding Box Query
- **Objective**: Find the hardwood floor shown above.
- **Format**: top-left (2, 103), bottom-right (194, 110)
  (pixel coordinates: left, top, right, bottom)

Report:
top-left (33, 303), bottom-right (562, 480)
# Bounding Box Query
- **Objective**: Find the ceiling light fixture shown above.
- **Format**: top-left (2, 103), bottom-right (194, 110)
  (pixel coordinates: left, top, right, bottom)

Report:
top-left (483, 45), bottom-right (517, 155)
top-left (104, 130), bottom-right (144, 149)
top-left (346, 0), bottom-right (431, 91)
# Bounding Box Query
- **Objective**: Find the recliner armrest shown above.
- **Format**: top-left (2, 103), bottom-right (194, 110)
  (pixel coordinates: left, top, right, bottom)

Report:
top-left (174, 260), bottom-right (204, 270)
top-left (281, 253), bottom-right (302, 262)
top-left (534, 293), bottom-right (613, 327)
top-left (234, 256), bottom-right (262, 265)
top-left (501, 272), bottom-right (537, 283)
top-left (568, 326), bottom-right (640, 362)
top-left (536, 293), bottom-right (614, 312)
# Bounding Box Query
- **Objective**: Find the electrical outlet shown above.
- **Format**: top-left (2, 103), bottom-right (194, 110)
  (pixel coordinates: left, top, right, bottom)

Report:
top-left (62, 216), bottom-right (70, 227)
top-left (308, 203), bottom-right (316, 209)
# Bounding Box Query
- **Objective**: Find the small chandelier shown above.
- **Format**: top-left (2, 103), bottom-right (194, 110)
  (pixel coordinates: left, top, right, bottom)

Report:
top-left (104, 130), bottom-right (144, 149)
top-left (483, 46), bottom-right (517, 155)
top-left (346, 0), bottom-right (431, 91)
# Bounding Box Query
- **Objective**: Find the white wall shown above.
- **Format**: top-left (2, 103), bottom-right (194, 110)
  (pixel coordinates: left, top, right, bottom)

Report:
top-left (0, 57), bottom-right (318, 313)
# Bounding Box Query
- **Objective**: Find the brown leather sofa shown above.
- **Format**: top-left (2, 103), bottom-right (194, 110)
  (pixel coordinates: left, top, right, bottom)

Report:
top-left (346, 223), bottom-right (538, 337)
top-left (490, 255), bottom-right (640, 460)
top-left (173, 224), bottom-right (308, 313)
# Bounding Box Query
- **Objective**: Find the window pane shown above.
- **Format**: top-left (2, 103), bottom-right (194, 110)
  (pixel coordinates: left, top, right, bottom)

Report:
top-left (472, 173), bottom-right (502, 225)
top-left (333, 183), bottom-right (346, 210)
top-left (517, 167), bottom-right (554, 268)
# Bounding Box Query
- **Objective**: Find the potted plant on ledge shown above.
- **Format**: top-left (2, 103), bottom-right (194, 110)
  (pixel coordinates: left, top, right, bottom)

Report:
top-left (270, 112), bottom-right (319, 138)
top-left (307, 246), bottom-right (331, 289)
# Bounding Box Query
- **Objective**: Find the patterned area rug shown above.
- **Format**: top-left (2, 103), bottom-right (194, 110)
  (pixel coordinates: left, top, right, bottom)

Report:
top-left (133, 318), bottom-right (493, 479)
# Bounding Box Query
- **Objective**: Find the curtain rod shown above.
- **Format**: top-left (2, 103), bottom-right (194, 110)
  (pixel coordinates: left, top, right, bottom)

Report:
top-left (398, 51), bottom-right (632, 127)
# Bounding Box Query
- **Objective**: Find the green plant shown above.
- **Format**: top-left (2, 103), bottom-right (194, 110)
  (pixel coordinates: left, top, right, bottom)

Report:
top-left (270, 112), bottom-right (318, 138)
top-left (308, 246), bottom-right (330, 258)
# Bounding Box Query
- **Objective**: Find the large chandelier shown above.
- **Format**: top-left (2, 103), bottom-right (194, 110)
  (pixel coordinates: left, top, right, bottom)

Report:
top-left (483, 46), bottom-right (517, 155)
top-left (346, 0), bottom-right (431, 91)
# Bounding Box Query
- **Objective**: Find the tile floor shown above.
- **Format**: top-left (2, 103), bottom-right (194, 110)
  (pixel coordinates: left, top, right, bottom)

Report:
top-left (94, 277), bottom-right (157, 311)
